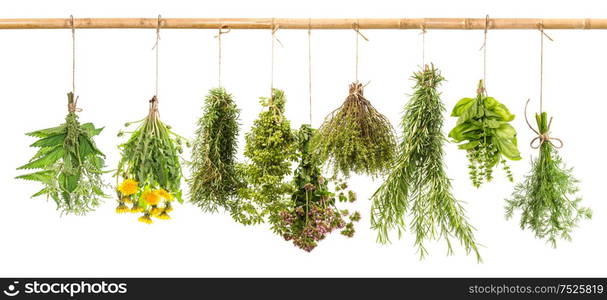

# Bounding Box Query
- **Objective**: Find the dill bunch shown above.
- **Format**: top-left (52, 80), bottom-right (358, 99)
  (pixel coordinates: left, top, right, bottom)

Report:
top-left (505, 111), bottom-right (591, 247)
top-left (272, 125), bottom-right (360, 252)
top-left (115, 96), bottom-right (186, 223)
top-left (189, 87), bottom-right (242, 213)
top-left (234, 89), bottom-right (297, 225)
top-left (17, 92), bottom-right (107, 215)
top-left (370, 65), bottom-right (481, 261)
top-left (449, 80), bottom-right (521, 187)
top-left (313, 82), bottom-right (397, 177)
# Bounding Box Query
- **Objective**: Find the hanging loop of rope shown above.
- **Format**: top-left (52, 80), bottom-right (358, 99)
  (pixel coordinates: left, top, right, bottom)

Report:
top-left (214, 23), bottom-right (231, 87)
top-left (152, 15), bottom-right (161, 97)
top-left (537, 21), bottom-right (553, 113)
top-left (420, 24), bottom-right (427, 67)
top-left (67, 15), bottom-right (82, 114)
top-left (308, 18), bottom-right (313, 125)
top-left (523, 99), bottom-right (563, 149)
top-left (480, 14), bottom-right (489, 92)
top-left (352, 20), bottom-right (368, 83)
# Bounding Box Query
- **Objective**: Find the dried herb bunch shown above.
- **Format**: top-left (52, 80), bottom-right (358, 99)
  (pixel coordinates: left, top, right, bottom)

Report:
top-left (17, 92), bottom-right (107, 214)
top-left (115, 96), bottom-right (186, 223)
top-left (234, 89), bottom-right (297, 225)
top-left (189, 87), bottom-right (241, 212)
top-left (449, 80), bottom-right (521, 187)
top-left (273, 125), bottom-right (360, 252)
top-left (370, 65), bottom-right (481, 261)
top-left (313, 82), bottom-right (397, 177)
top-left (505, 110), bottom-right (591, 247)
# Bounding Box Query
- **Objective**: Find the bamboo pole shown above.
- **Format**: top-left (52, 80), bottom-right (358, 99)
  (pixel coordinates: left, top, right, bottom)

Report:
top-left (0, 18), bottom-right (605, 30)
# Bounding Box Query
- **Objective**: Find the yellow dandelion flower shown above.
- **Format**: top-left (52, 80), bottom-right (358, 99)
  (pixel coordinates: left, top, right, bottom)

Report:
top-left (156, 211), bottom-right (171, 220)
top-left (150, 206), bottom-right (162, 216)
top-left (121, 196), bottom-right (133, 204)
top-left (117, 179), bottom-right (138, 196)
top-left (164, 203), bottom-right (174, 213)
top-left (116, 203), bottom-right (130, 214)
top-left (156, 189), bottom-right (174, 201)
top-left (130, 205), bottom-right (144, 213)
top-left (142, 190), bottom-right (161, 206)
top-left (138, 214), bottom-right (153, 224)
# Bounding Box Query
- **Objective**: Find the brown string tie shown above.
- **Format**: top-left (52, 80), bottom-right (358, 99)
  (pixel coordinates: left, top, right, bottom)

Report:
top-left (524, 99), bottom-right (563, 149)
top-left (67, 95), bottom-right (82, 113)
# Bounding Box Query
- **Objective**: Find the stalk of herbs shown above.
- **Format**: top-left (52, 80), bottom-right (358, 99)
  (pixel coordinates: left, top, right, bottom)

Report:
top-left (272, 125), bottom-right (360, 252)
top-left (189, 87), bottom-right (242, 212)
top-left (233, 89), bottom-right (297, 225)
top-left (370, 65), bottom-right (481, 261)
top-left (449, 80), bottom-right (521, 187)
top-left (505, 107), bottom-right (591, 247)
top-left (115, 96), bottom-right (186, 223)
top-left (313, 82), bottom-right (397, 177)
top-left (17, 92), bottom-right (107, 215)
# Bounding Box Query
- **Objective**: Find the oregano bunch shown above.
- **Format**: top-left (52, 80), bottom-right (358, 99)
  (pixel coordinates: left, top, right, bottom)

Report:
top-left (449, 80), bottom-right (521, 187)
top-left (505, 110), bottom-right (591, 247)
top-left (370, 65), bottom-right (481, 261)
top-left (189, 87), bottom-right (242, 212)
top-left (234, 89), bottom-right (297, 225)
top-left (313, 82), bottom-right (397, 177)
top-left (17, 92), bottom-right (107, 215)
top-left (115, 96), bottom-right (187, 224)
top-left (272, 125), bottom-right (360, 252)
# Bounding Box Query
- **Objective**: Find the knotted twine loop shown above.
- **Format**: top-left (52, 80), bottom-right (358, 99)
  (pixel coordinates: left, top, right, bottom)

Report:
top-left (152, 15), bottom-right (162, 97)
top-left (214, 24), bottom-right (231, 87)
top-left (148, 95), bottom-right (160, 118)
top-left (67, 94), bottom-right (82, 113)
top-left (524, 99), bottom-right (563, 149)
top-left (352, 20), bottom-right (368, 82)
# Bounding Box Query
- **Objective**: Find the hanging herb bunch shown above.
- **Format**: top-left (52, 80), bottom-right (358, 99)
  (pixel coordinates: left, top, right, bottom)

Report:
top-left (115, 96), bottom-right (187, 223)
top-left (234, 89), bottom-right (297, 225)
top-left (505, 104), bottom-right (591, 247)
top-left (449, 80), bottom-right (521, 187)
top-left (313, 82), bottom-right (397, 177)
top-left (189, 87), bottom-right (242, 212)
top-left (370, 65), bottom-right (481, 261)
top-left (273, 125), bottom-right (360, 252)
top-left (17, 93), bottom-right (107, 214)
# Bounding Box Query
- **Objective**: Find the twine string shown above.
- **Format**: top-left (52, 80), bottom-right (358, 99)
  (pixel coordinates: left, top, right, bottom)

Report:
top-left (215, 24), bottom-right (231, 87)
top-left (538, 21), bottom-right (553, 113)
top-left (352, 20), bottom-right (368, 82)
top-left (70, 15), bottom-right (75, 96)
top-left (152, 15), bottom-right (161, 97)
top-left (308, 18), bottom-right (312, 125)
top-left (523, 99), bottom-right (563, 149)
top-left (420, 24), bottom-right (427, 66)
top-left (480, 15), bottom-right (489, 91)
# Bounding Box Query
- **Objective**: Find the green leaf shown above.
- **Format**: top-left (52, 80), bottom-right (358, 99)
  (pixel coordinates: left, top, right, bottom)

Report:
top-left (17, 146), bottom-right (64, 170)
top-left (495, 136), bottom-right (521, 160)
top-left (451, 98), bottom-right (475, 117)
top-left (26, 125), bottom-right (66, 138)
top-left (458, 140), bottom-right (480, 150)
top-left (16, 170), bottom-right (55, 184)
top-left (30, 134), bottom-right (65, 148)
top-left (81, 123), bottom-right (104, 137)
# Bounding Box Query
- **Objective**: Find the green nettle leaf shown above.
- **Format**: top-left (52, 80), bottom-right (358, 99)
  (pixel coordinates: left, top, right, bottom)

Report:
top-left (370, 65), bottom-right (481, 262)
top-left (189, 87), bottom-right (242, 213)
top-left (272, 125), bottom-right (360, 252)
top-left (16, 92), bottom-right (107, 215)
top-left (448, 79), bottom-right (521, 187)
top-left (313, 82), bottom-right (397, 178)
top-left (116, 96), bottom-right (186, 223)
top-left (505, 111), bottom-right (591, 247)
top-left (234, 89), bottom-right (297, 226)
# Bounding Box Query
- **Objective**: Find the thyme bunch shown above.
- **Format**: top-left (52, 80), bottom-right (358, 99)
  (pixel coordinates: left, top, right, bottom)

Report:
top-left (234, 89), bottom-right (297, 225)
top-left (189, 87), bottom-right (242, 212)
top-left (505, 111), bottom-right (591, 247)
top-left (115, 96), bottom-right (187, 223)
top-left (17, 92), bottom-right (107, 215)
top-left (313, 82), bottom-right (397, 177)
top-left (273, 125), bottom-right (360, 252)
top-left (370, 65), bottom-right (481, 261)
top-left (449, 80), bottom-right (521, 187)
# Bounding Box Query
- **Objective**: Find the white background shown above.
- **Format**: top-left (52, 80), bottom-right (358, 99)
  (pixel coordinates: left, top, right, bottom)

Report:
top-left (0, 0), bottom-right (605, 277)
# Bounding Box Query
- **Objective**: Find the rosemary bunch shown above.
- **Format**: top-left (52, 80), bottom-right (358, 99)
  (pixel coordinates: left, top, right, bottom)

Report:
top-left (370, 65), bottom-right (481, 261)
top-left (17, 92), bottom-right (107, 215)
top-left (115, 96), bottom-right (186, 223)
top-left (234, 89), bottom-right (297, 225)
top-left (449, 80), bottom-right (521, 187)
top-left (189, 87), bottom-right (242, 212)
top-left (313, 82), bottom-right (397, 177)
top-left (272, 125), bottom-right (360, 252)
top-left (505, 111), bottom-right (591, 247)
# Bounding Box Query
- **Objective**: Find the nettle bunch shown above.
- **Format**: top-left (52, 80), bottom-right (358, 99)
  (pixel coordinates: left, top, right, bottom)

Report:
top-left (17, 92), bottom-right (107, 214)
top-left (189, 87), bottom-right (242, 212)
top-left (505, 110), bottom-right (591, 247)
top-left (371, 65), bottom-right (481, 261)
top-left (449, 80), bottom-right (521, 187)
top-left (115, 96), bottom-right (187, 224)
top-left (314, 82), bottom-right (397, 177)
top-left (272, 125), bottom-right (360, 252)
top-left (234, 89), bottom-right (297, 225)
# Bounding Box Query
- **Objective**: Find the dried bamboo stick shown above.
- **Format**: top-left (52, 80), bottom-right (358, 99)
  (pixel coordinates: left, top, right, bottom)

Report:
top-left (0, 18), bottom-right (605, 30)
